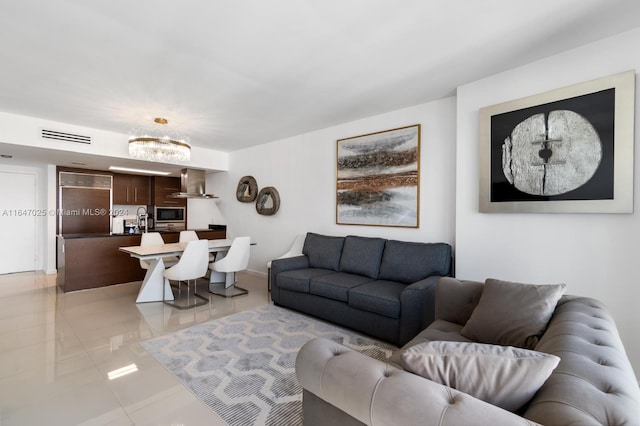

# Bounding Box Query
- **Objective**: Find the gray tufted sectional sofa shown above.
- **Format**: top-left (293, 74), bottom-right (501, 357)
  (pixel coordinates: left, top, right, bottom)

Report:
top-left (270, 232), bottom-right (452, 346)
top-left (296, 277), bottom-right (640, 425)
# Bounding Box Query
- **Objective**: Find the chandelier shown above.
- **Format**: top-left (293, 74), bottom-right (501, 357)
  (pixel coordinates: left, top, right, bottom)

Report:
top-left (128, 117), bottom-right (191, 163)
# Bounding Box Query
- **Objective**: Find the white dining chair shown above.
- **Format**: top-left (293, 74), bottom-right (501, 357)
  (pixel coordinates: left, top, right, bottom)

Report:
top-left (179, 230), bottom-right (216, 262)
top-left (267, 234), bottom-right (305, 291)
top-left (178, 230), bottom-right (198, 242)
top-left (208, 236), bottom-right (251, 297)
top-left (163, 239), bottom-right (210, 309)
top-left (139, 232), bottom-right (178, 270)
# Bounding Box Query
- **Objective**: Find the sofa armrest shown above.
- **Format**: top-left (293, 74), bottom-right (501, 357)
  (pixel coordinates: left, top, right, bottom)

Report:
top-left (270, 255), bottom-right (309, 300)
top-left (397, 275), bottom-right (440, 345)
top-left (271, 254), bottom-right (309, 274)
top-left (296, 338), bottom-right (540, 426)
top-left (524, 297), bottom-right (640, 425)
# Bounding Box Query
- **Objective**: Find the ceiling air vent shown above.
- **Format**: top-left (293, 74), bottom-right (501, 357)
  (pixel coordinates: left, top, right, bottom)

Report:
top-left (41, 129), bottom-right (91, 144)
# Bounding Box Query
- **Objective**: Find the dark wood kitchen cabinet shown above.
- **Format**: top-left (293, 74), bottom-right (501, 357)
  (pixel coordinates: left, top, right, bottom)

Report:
top-left (57, 234), bottom-right (146, 292)
top-left (59, 186), bottom-right (111, 234)
top-left (113, 173), bottom-right (151, 205)
top-left (152, 176), bottom-right (186, 207)
top-left (56, 229), bottom-right (226, 292)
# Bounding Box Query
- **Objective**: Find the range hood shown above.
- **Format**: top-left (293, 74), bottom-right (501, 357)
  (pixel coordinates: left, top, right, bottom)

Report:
top-left (169, 168), bottom-right (218, 199)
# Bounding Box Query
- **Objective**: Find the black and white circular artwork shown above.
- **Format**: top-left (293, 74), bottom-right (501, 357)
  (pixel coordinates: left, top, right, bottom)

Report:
top-left (501, 110), bottom-right (602, 196)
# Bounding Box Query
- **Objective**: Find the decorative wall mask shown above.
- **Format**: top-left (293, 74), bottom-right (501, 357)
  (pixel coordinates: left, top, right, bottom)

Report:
top-left (256, 186), bottom-right (280, 215)
top-left (236, 176), bottom-right (258, 202)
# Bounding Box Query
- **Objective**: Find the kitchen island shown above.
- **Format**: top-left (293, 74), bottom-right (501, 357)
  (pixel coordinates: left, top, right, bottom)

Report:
top-left (56, 228), bottom-right (226, 292)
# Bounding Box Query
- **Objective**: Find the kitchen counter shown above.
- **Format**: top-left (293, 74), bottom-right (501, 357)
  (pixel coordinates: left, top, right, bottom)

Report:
top-left (61, 228), bottom-right (224, 239)
top-left (57, 228), bottom-right (227, 292)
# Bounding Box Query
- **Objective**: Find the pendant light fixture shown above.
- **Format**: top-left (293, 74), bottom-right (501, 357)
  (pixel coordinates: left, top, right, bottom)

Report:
top-left (128, 117), bottom-right (191, 163)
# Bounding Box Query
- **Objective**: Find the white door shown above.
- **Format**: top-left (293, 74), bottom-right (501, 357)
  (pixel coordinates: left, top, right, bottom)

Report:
top-left (0, 171), bottom-right (37, 274)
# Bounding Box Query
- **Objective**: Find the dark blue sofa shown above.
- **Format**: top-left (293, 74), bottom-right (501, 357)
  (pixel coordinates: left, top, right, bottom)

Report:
top-left (270, 233), bottom-right (452, 346)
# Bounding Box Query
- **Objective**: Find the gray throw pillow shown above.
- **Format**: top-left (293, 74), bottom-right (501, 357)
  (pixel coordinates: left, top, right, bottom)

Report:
top-left (302, 233), bottom-right (345, 271)
top-left (401, 341), bottom-right (560, 412)
top-left (461, 278), bottom-right (566, 349)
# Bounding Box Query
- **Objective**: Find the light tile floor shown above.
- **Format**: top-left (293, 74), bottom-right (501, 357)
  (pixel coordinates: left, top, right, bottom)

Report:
top-left (0, 271), bottom-right (270, 425)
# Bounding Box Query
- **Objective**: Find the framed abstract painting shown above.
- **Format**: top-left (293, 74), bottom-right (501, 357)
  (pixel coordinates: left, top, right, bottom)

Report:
top-left (479, 70), bottom-right (635, 213)
top-left (336, 124), bottom-right (420, 227)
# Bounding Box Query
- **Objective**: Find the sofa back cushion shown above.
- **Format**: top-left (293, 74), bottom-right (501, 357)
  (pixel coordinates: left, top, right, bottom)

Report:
top-left (435, 277), bottom-right (484, 325)
top-left (378, 241), bottom-right (451, 284)
top-left (461, 278), bottom-right (566, 349)
top-left (302, 233), bottom-right (345, 271)
top-left (339, 236), bottom-right (386, 279)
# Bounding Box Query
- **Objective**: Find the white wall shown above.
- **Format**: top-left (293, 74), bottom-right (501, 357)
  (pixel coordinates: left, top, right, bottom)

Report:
top-left (455, 27), bottom-right (640, 375)
top-left (208, 96), bottom-right (457, 275)
top-left (186, 197), bottom-right (223, 229)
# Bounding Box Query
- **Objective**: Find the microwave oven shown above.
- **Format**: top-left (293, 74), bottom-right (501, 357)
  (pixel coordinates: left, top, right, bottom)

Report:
top-left (154, 206), bottom-right (185, 223)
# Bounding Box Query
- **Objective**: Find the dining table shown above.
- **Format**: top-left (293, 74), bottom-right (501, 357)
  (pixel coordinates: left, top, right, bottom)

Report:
top-left (119, 238), bottom-right (235, 303)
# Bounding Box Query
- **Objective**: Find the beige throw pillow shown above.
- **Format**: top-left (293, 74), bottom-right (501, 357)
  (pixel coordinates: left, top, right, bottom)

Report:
top-left (401, 341), bottom-right (560, 412)
top-left (460, 278), bottom-right (566, 349)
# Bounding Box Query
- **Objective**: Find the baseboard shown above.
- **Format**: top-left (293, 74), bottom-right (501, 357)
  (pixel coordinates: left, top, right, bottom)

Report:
top-left (245, 268), bottom-right (267, 278)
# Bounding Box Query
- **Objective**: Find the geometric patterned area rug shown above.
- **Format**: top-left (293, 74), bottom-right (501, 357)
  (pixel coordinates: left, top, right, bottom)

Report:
top-left (141, 304), bottom-right (397, 426)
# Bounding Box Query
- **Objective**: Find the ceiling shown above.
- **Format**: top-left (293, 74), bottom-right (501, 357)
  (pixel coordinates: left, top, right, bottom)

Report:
top-left (1, 0), bottom-right (639, 173)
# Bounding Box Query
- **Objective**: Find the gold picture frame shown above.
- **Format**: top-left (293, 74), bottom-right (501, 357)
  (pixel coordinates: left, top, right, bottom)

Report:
top-left (336, 124), bottom-right (420, 227)
top-left (479, 70), bottom-right (635, 213)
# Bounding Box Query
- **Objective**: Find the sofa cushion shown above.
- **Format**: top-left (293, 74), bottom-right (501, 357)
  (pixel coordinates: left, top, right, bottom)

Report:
top-left (378, 241), bottom-right (451, 284)
top-left (435, 277), bottom-right (484, 325)
top-left (387, 320), bottom-right (473, 368)
top-left (401, 341), bottom-right (560, 412)
top-left (303, 233), bottom-right (345, 271)
top-left (461, 278), bottom-right (566, 349)
top-left (339, 236), bottom-right (386, 279)
top-left (310, 272), bottom-right (374, 302)
top-left (348, 280), bottom-right (405, 319)
top-left (277, 268), bottom-right (335, 293)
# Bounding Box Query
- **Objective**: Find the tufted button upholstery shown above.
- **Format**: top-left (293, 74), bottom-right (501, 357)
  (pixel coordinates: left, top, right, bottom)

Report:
top-left (296, 285), bottom-right (640, 426)
top-left (298, 337), bottom-right (544, 425)
top-left (297, 337), bottom-right (541, 425)
top-left (523, 297), bottom-right (640, 425)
